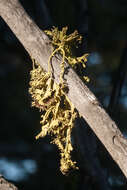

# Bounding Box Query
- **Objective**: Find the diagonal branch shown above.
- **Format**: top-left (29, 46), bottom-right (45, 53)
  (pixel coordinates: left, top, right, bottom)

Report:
top-left (0, 0), bottom-right (127, 178)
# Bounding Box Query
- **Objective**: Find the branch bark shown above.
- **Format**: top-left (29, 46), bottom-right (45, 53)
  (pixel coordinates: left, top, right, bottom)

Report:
top-left (0, 175), bottom-right (18, 190)
top-left (0, 0), bottom-right (127, 178)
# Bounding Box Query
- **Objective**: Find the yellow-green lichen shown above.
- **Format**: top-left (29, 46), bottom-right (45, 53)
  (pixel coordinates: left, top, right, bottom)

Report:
top-left (29, 27), bottom-right (88, 174)
top-left (45, 26), bottom-right (89, 83)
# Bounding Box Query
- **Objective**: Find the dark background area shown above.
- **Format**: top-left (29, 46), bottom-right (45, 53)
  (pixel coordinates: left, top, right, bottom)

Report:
top-left (0, 0), bottom-right (127, 189)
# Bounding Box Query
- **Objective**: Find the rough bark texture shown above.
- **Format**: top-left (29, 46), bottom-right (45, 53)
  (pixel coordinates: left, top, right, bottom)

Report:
top-left (0, 175), bottom-right (18, 190)
top-left (0, 0), bottom-right (127, 178)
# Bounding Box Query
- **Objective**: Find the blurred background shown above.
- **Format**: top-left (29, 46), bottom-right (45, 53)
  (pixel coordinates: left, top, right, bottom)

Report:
top-left (0, 0), bottom-right (127, 189)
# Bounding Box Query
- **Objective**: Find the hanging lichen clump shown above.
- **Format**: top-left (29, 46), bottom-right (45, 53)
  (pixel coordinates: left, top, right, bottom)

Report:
top-left (29, 27), bottom-right (88, 174)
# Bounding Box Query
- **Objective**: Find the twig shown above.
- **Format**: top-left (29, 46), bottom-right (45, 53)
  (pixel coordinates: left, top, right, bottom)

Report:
top-left (0, 175), bottom-right (18, 190)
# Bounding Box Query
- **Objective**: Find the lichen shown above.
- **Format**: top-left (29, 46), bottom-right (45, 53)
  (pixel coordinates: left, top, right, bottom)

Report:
top-left (29, 27), bottom-right (88, 174)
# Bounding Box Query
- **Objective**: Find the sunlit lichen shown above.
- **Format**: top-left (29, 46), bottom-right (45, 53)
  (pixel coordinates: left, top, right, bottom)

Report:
top-left (29, 27), bottom-right (88, 174)
top-left (45, 26), bottom-right (89, 83)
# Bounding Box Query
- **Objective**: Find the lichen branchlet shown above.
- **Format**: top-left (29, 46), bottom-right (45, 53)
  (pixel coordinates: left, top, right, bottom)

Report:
top-left (29, 27), bottom-right (88, 174)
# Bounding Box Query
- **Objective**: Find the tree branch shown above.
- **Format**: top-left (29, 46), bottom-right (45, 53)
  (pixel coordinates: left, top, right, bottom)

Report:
top-left (0, 0), bottom-right (127, 178)
top-left (0, 175), bottom-right (18, 190)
